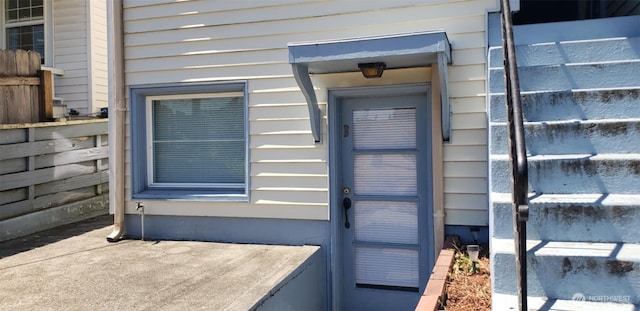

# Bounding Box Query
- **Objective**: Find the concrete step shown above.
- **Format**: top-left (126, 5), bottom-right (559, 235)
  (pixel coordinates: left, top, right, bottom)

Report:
top-left (491, 193), bottom-right (640, 242)
top-left (492, 293), bottom-right (639, 310)
top-left (490, 119), bottom-right (640, 155)
top-left (488, 14), bottom-right (640, 48)
top-left (487, 15), bottom-right (640, 311)
top-left (490, 154), bottom-right (640, 194)
top-left (491, 239), bottom-right (640, 304)
top-left (489, 60), bottom-right (640, 93)
top-left (489, 88), bottom-right (640, 123)
top-left (489, 36), bottom-right (640, 68)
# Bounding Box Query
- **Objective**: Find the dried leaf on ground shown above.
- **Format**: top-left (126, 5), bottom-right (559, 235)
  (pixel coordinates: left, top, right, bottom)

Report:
top-left (444, 244), bottom-right (491, 311)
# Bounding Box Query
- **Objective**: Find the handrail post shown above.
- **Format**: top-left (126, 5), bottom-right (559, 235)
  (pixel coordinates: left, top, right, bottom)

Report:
top-left (500, 0), bottom-right (529, 310)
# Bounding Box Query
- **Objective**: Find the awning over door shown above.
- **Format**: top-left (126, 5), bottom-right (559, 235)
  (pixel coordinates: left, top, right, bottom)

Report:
top-left (288, 31), bottom-right (452, 143)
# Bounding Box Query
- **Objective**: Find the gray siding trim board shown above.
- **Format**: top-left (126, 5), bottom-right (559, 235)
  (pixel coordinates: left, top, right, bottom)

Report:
top-left (123, 215), bottom-right (329, 246)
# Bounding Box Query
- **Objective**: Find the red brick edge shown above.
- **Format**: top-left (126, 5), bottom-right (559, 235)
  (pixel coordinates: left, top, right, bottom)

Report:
top-left (415, 238), bottom-right (457, 311)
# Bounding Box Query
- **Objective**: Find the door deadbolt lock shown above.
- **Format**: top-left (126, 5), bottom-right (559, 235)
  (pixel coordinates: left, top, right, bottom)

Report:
top-left (343, 187), bottom-right (350, 195)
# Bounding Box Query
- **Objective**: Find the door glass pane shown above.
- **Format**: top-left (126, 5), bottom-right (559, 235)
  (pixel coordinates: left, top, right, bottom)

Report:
top-left (354, 201), bottom-right (417, 244)
top-left (354, 154), bottom-right (416, 196)
top-left (353, 108), bottom-right (416, 149)
top-left (355, 247), bottom-right (419, 288)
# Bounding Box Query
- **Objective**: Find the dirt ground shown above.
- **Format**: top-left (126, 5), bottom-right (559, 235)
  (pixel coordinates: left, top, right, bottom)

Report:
top-left (444, 244), bottom-right (491, 311)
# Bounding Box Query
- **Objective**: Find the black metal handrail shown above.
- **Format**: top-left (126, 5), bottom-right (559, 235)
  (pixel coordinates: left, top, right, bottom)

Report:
top-left (500, 0), bottom-right (529, 310)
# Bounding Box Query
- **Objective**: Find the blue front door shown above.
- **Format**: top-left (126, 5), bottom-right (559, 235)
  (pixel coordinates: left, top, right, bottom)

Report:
top-left (337, 86), bottom-right (433, 311)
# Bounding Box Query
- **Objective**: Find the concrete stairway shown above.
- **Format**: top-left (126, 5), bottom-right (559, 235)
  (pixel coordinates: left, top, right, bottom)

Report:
top-left (488, 17), bottom-right (640, 310)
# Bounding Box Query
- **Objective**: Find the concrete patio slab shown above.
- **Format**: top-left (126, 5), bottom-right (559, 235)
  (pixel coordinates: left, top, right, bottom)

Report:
top-left (0, 215), bottom-right (323, 311)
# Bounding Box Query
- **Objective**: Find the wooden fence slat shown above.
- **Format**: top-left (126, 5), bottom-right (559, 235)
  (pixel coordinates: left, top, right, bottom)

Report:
top-left (0, 182), bottom-right (110, 222)
top-left (24, 85), bottom-right (34, 122)
top-left (0, 85), bottom-right (6, 124)
top-left (35, 170), bottom-right (109, 197)
top-left (0, 128), bottom-right (27, 144)
top-left (16, 50), bottom-right (30, 76)
top-left (0, 199), bottom-right (33, 221)
top-left (35, 146), bottom-right (109, 169)
top-left (28, 51), bottom-right (40, 76)
top-left (0, 77), bottom-right (40, 86)
top-left (33, 187), bottom-right (99, 211)
top-left (0, 50), bottom-right (17, 77)
top-left (9, 85), bottom-right (29, 123)
top-left (0, 158), bottom-right (27, 175)
top-left (0, 191), bottom-right (104, 221)
top-left (0, 51), bottom-right (7, 76)
top-left (32, 85), bottom-right (39, 122)
top-left (0, 187), bottom-right (27, 205)
top-left (2, 86), bottom-right (13, 124)
top-left (34, 122), bottom-right (109, 140)
top-left (0, 162), bottom-right (97, 192)
top-left (0, 137), bottom-right (96, 161)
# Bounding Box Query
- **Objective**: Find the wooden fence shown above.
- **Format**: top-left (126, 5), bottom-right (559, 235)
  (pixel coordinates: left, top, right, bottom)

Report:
top-left (0, 120), bottom-right (109, 242)
top-left (0, 49), bottom-right (53, 124)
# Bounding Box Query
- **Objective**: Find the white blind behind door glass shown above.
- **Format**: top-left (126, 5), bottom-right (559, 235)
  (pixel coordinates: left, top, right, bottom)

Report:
top-left (152, 95), bottom-right (244, 185)
top-left (354, 201), bottom-right (418, 244)
top-left (355, 247), bottom-right (419, 288)
top-left (352, 107), bottom-right (417, 196)
top-left (354, 154), bottom-right (417, 196)
top-left (353, 108), bottom-right (416, 149)
top-left (351, 105), bottom-right (420, 289)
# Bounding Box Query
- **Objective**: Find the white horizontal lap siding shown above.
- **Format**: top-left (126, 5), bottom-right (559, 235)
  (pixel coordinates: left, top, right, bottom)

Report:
top-left (444, 71), bottom-right (488, 227)
top-left (89, 0), bottom-right (108, 112)
top-left (249, 81), bottom-right (328, 212)
top-left (439, 6), bottom-right (492, 226)
top-left (122, 0), bottom-right (497, 222)
top-left (53, 0), bottom-right (90, 112)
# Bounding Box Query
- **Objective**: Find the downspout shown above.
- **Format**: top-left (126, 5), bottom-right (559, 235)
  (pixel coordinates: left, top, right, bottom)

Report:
top-left (106, 0), bottom-right (126, 242)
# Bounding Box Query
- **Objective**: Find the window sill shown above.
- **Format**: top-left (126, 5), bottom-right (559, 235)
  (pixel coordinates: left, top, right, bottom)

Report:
top-left (133, 188), bottom-right (249, 202)
top-left (41, 66), bottom-right (65, 76)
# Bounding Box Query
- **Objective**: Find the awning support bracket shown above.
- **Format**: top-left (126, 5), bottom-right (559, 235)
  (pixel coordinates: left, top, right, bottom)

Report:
top-left (292, 64), bottom-right (322, 143)
top-left (437, 52), bottom-right (451, 141)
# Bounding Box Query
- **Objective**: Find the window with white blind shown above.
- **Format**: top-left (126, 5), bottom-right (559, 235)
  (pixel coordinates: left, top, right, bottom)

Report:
top-left (2, 0), bottom-right (48, 64)
top-left (130, 82), bottom-right (248, 201)
top-left (146, 92), bottom-right (245, 188)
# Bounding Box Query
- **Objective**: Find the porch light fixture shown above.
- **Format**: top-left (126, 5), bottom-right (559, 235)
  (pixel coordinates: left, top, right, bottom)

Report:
top-left (358, 62), bottom-right (386, 78)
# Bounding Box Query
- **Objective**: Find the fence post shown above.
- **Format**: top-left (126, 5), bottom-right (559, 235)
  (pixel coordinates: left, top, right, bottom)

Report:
top-left (38, 70), bottom-right (53, 121)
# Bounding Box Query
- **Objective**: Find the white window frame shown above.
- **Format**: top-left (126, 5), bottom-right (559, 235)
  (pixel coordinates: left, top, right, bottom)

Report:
top-left (0, 0), bottom-right (53, 66)
top-left (145, 92), bottom-right (246, 190)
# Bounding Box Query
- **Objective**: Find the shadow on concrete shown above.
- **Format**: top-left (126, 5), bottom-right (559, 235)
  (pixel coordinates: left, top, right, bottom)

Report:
top-left (0, 214), bottom-right (113, 259)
